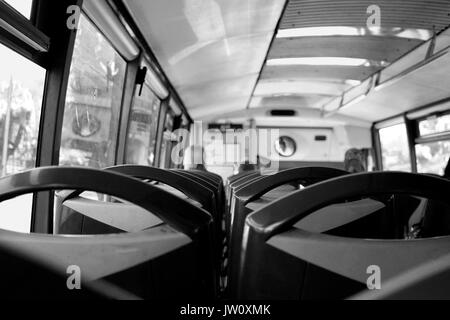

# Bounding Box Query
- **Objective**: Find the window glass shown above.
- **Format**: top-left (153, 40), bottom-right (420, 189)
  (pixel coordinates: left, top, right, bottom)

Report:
top-left (0, 42), bottom-right (46, 232)
top-left (419, 114), bottom-right (450, 136)
top-left (4, 0), bottom-right (33, 18)
top-left (159, 112), bottom-right (174, 169)
top-left (379, 123), bottom-right (412, 172)
top-left (416, 140), bottom-right (450, 175)
top-left (126, 84), bottom-right (160, 166)
top-left (59, 14), bottom-right (126, 168)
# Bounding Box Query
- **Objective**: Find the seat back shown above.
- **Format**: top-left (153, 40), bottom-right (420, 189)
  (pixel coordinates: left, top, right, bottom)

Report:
top-left (3, 167), bottom-right (216, 299)
top-left (239, 172), bottom-right (450, 299)
top-left (0, 233), bottom-right (139, 299)
top-left (350, 253), bottom-right (450, 300)
top-left (226, 171), bottom-right (260, 204)
top-left (169, 169), bottom-right (224, 246)
top-left (57, 165), bottom-right (218, 234)
top-left (170, 168), bottom-right (228, 293)
top-left (227, 167), bottom-right (348, 296)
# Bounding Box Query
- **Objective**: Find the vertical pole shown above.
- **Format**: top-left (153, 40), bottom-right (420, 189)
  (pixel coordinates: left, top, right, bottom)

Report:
top-left (115, 60), bottom-right (139, 165)
top-left (405, 115), bottom-right (418, 173)
top-left (32, 0), bottom-right (83, 233)
top-left (371, 125), bottom-right (383, 171)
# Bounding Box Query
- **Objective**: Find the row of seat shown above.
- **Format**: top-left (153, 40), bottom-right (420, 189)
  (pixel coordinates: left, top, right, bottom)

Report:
top-left (59, 165), bottom-right (227, 299)
top-left (224, 167), bottom-right (350, 296)
top-left (225, 169), bottom-right (450, 299)
top-left (0, 166), bottom-right (228, 299)
top-left (0, 166), bottom-right (448, 299)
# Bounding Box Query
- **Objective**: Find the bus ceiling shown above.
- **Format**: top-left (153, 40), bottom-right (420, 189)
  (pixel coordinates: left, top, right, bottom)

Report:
top-left (119, 0), bottom-right (450, 126)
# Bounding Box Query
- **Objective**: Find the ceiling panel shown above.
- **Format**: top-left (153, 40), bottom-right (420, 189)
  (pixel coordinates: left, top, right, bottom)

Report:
top-left (164, 33), bottom-right (273, 86)
top-left (125, 0), bottom-right (450, 122)
top-left (124, 0), bottom-right (286, 118)
top-left (177, 74), bottom-right (258, 108)
top-left (280, 0), bottom-right (450, 32)
top-left (189, 96), bottom-right (256, 119)
top-left (250, 0), bottom-right (450, 121)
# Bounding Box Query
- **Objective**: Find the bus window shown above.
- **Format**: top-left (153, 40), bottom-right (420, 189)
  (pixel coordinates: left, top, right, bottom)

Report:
top-left (416, 141), bottom-right (450, 175)
top-left (379, 123), bottom-right (412, 172)
top-left (125, 83), bottom-right (160, 166)
top-left (416, 113), bottom-right (450, 175)
top-left (419, 114), bottom-right (450, 136)
top-left (59, 14), bottom-right (126, 168)
top-left (4, 0), bottom-right (33, 18)
top-left (0, 43), bottom-right (46, 232)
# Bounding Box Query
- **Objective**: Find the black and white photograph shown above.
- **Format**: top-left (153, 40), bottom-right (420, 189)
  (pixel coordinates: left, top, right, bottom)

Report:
top-left (0, 0), bottom-right (449, 307)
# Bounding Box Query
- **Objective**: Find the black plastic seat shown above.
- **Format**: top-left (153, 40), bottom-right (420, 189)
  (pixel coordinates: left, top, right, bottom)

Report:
top-left (227, 167), bottom-right (348, 296)
top-left (58, 166), bottom-right (219, 233)
top-left (0, 236), bottom-right (138, 300)
top-left (170, 169), bottom-right (225, 239)
top-left (350, 253), bottom-right (450, 300)
top-left (171, 169), bottom-right (223, 212)
top-left (190, 169), bottom-right (223, 186)
top-left (169, 168), bottom-right (228, 292)
top-left (226, 172), bottom-right (261, 210)
top-left (227, 170), bottom-right (257, 185)
top-left (239, 172), bottom-right (450, 300)
top-left (188, 169), bottom-right (225, 216)
top-left (57, 165), bottom-right (226, 294)
top-left (0, 167), bottom-right (216, 299)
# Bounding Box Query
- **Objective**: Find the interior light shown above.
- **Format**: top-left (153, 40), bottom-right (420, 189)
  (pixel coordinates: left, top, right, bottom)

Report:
top-left (267, 57), bottom-right (370, 67)
top-left (277, 26), bottom-right (363, 38)
top-left (276, 26), bottom-right (432, 41)
top-left (345, 79), bottom-right (362, 86)
top-left (254, 80), bottom-right (346, 96)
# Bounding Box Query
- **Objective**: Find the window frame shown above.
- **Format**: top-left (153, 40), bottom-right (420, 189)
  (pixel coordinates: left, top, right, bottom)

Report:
top-left (122, 60), bottom-right (164, 166)
top-left (110, 0), bottom-right (192, 123)
top-left (0, 0), bottom-right (193, 234)
top-left (0, 0), bottom-right (82, 233)
top-left (413, 110), bottom-right (450, 175)
top-left (32, 0), bottom-right (84, 233)
top-left (116, 59), bottom-right (139, 165)
top-left (415, 110), bottom-right (450, 143)
top-left (58, 11), bottom-right (131, 169)
top-left (375, 119), bottom-right (414, 172)
top-left (109, 0), bottom-right (192, 170)
top-left (0, 0), bottom-right (49, 66)
top-left (374, 99), bottom-right (450, 175)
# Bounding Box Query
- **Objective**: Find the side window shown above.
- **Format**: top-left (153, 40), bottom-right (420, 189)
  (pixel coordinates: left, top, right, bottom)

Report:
top-left (0, 43), bottom-right (46, 232)
top-left (59, 14), bottom-right (127, 168)
top-left (379, 123), bottom-right (412, 172)
top-left (416, 141), bottom-right (450, 175)
top-left (126, 82), bottom-right (160, 166)
top-left (416, 114), bottom-right (450, 175)
top-left (418, 114), bottom-right (450, 136)
top-left (4, 0), bottom-right (33, 18)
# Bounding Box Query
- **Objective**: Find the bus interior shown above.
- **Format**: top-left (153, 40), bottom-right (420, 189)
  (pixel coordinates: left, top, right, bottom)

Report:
top-left (0, 0), bottom-right (449, 300)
